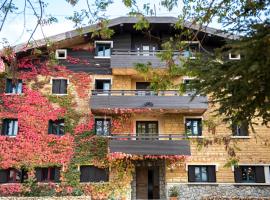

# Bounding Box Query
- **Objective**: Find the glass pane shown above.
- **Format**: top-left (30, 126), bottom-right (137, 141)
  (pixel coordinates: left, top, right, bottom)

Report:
top-left (103, 120), bottom-right (110, 136)
top-left (97, 45), bottom-right (104, 56)
top-left (17, 82), bottom-right (23, 94)
top-left (193, 121), bottom-right (198, 135)
top-left (103, 83), bottom-right (110, 91)
top-left (96, 121), bottom-right (103, 135)
top-left (195, 167), bottom-right (201, 181)
top-left (59, 121), bottom-right (65, 135)
top-left (201, 167), bottom-right (208, 181)
top-left (104, 45), bottom-right (111, 56)
top-left (186, 120), bottom-right (192, 135)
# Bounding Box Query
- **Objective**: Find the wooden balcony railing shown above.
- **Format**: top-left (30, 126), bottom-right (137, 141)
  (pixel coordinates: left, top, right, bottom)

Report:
top-left (91, 89), bottom-right (181, 96)
top-left (109, 134), bottom-right (187, 140)
top-left (112, 49), bottom-right (182, 56)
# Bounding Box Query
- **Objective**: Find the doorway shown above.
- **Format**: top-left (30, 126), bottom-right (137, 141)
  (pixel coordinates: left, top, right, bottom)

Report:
top-left (136, 166), bottom-right (160, 199)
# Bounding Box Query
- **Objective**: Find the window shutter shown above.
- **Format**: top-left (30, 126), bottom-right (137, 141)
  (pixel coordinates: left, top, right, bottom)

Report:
top-left (52, 80), bottom-right (61, 94)
top-left (234, 166), bottom-right (242, 183)
top-left (54, 168), bottom-right (60, 182)
top-left (0, 170), bottom-right (8, 183)
top-left (198, 120), bottom-right (202, 136)
top-left (255, 166), bottom-right (265, 183)
top-left (188, 166), bottom-right (196, 182)
top-left (35, 168), bottom-right (42, 182)
top-left (60, 80), bottom-right (67, 94)
top-left (5, 79), bottom-right (12, 93)
top-left (207, 166), bottom-right (216, 182)
top-left (240, 122), bottom-right (248, 136)
top-left (1, 120), bottom-right (7, 135)
top-left (48, 120), bottom-right (52, 134)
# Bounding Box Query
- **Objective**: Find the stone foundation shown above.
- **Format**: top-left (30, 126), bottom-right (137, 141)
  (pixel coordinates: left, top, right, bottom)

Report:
top-left (167, 183), bottom-right (270, 200)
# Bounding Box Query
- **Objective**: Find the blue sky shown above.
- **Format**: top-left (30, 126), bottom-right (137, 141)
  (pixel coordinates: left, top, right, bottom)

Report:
top-left (0, 0), bottom-right (218, 47)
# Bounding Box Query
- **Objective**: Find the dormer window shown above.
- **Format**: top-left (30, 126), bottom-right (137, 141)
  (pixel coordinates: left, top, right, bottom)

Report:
top-left (94, 41), bottom-right (113, 58)
top-left (229, 53), bottom-right (241, 60)
top-left (55, 49), bottom-right (67, 59)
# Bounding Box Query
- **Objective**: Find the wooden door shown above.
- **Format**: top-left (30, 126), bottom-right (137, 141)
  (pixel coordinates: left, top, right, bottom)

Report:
top-left (136, 167), bottom-right (148, 199)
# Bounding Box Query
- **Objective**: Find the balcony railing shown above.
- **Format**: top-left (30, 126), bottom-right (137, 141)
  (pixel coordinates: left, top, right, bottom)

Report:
top-left (108, 134), bottom-right (191, 156)
top-left (110, 49), bottom-right (184, 68)
top-left (91, 89), bottom-right (180, 96)
top-left (109, 134), bottom-right (186, 140)
top-left (90, 90), bottom-right (208, 113)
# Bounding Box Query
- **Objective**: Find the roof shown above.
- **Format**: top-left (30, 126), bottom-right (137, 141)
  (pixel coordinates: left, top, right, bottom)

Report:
top-left (14, 16), bottom-right (238, 52)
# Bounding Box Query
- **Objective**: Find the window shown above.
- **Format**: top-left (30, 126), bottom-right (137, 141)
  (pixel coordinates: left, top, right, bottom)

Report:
top-left (5, 79), bottom-right (23, 94)
top-left (52, 79), bottom-right (67, 94)
top-left (232, 121), bottom-right (249, 136)
top-left (234, 166), bottom-right (265, 183)
top-left (48, 119), bottom-right (65, 136)
top-left (80, 166), bottom-right (109, 182)
top-left (182, 41), bottom-right (200, 58)
top-left (185, 118), bottom-right (202, 136)
top-left (95, 41), bottom-right (113, 58)
top-left (183, 78), bottom-right (196, 96)
top-left (55, 49), bottom-right (67, 59)
top-left (136, 121), bottom-right (158, 140)
top-left (229, 53), bottom-right (241, 60)
top-left (0, 168), bottom-right (27, 183)
top-left (35, 167), bottom-right (60, 182)
top-left (136, 82), bottom-right (155, 96)
top-left (188, 165), bottom-right (216, 182)
top-left (2, 119), bottom-right (18, 136)
top-left (95, 119), bottom-right (110, 136)
top-left (95, 79), bottom-right (111, 91)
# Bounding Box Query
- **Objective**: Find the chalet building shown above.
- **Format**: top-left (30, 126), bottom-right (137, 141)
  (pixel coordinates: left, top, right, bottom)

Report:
top-left (0, 17), bottom-right (270, 199)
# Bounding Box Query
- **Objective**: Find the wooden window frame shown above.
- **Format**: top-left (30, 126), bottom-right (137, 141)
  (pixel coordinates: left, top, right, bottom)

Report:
top-left (48, 119), bottom-right (65, 136)
top-left (188, 165), bottom-right (216, 183)
top-left (94, 41), bottom-right (113, 59)
top-left (51, 78), bottom-right (68, 95)
top-left (55, 49), bottom-right (67, 59)
top-left (2, 119), bottom-right (18, 137)
top-left (185, 118), bottom-right (202, 136)
top-left (95, 118), bottom-right (111, 136)
top-left (5, 79), bottom-right (23, 94)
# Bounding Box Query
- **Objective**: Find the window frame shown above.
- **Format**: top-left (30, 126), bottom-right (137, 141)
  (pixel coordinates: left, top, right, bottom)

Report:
top-left (95, 118), bottom-right (111, 136)
top-left (229, 53), bottom-right (241, 60)
top-left (48, 119), bottom-right (65, 136)
top-left (36, 167), bottom-right (60, 182)
top-left (231, 121), bottom-right (249, 137)
top-left (94, 41), bottom-right (113, 59)
top-left (5, 79), bottom-right (23, 95)
top-left (182, 77), bottom-right (197, 96)
top-left (184, 117), bottom-right (203, 137)
top-left (2, 118), bottom-right (19, 137)
top-left (80, 165), bottom-right (109, 183)
top-left (55, 49), bottom-right (67, 59)
top-left (51, 78), bottom-right (68, 95)
top-left (187, 165), bottom-right (217, 183)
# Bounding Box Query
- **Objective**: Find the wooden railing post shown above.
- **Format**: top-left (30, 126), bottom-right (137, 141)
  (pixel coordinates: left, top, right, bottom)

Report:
top-left (169, 134), bottom-right (172, 140)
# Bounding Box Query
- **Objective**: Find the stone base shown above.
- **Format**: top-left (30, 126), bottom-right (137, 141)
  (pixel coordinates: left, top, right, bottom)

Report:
top-left (167, 183), bottom-right (270, 200)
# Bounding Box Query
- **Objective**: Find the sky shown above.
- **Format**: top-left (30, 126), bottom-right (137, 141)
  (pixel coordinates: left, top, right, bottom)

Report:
top-left (0, 0), bottom-right (218, 47)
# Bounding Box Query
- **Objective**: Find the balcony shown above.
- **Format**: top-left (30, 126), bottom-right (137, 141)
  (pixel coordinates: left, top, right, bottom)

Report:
top-left (90, 90), bottom-right (208, 114)
top-left (109, 134), bottom-right (191, 156)
top-left (110, 49), bottom-right (182, 68)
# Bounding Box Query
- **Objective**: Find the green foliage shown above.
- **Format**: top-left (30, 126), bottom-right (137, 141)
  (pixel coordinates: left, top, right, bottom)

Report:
top-left (186, 21), bottom-right (270, 125)
top-left (133, 15), bottom-right (150, 30)
top-left (168, 185), bottom-right (180, 197)
top-left (63, 164), bottom-right (81, 187)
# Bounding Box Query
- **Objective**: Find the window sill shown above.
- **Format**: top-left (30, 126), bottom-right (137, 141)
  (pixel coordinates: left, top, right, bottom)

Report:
top-left (4, 93), bottom-right (23, 95)
top-left (187, 182), bottom-right (218, 185)
top-left (230, 136), bottom-right (251, 139)
top-left (94, 56), bottom-right (111, 59)
top-left (51, 93), bottom-right (68, 96)
top-left (186, 136), bottom-right (204, 139)
top-left (2, 135), bottom-right (17, 138)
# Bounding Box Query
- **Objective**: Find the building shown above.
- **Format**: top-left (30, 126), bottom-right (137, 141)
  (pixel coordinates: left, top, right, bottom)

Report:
top-left (0, 16), bottom-right (269, 199)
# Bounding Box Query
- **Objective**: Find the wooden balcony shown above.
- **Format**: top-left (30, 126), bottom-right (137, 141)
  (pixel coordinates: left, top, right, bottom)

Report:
top-left (109, 134), bottom-right (191, 156)
top-left (90, 90), bottom-right (208, 114)
top-left (110, 49), bottom-right (183, 68)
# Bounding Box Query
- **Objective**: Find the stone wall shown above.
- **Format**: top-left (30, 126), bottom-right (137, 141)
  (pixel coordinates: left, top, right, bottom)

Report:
top-left (167, 183), bottom-right (270, 200)
top-left (0, 197), bottom-right (91, 200)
